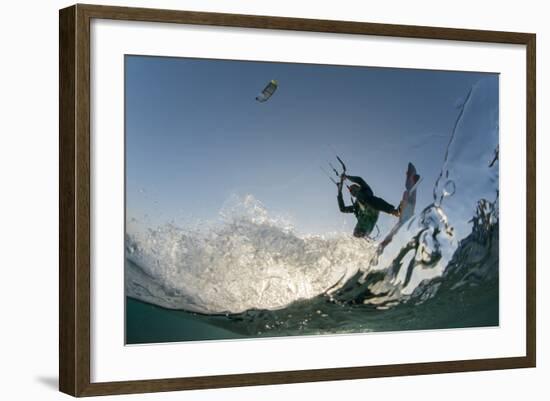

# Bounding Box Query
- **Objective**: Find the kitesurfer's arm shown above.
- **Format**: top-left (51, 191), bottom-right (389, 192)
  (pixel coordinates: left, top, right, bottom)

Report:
top-left (344, 175), bottom-right (374, 197)
top-left (337, 182), bottom-right (354, 213)
top-left (344, 175), bottom-right (368, 188)
top-left (366, 195), bottom-right (400, 216)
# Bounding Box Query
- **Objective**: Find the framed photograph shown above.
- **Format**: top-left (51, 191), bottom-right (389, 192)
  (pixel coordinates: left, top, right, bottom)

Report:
top-left (59, 4), bottom-right (536, 397)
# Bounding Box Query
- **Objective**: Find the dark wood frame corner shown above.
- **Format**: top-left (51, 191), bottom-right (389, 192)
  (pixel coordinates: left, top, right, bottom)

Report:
top-left (59, 3), bottom-right (536, 397)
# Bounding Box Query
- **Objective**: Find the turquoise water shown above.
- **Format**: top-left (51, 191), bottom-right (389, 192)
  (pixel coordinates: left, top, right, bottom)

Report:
top-left (126, 297), bottom-right (246, 344)
top-left (126, 268), bottom-right (498, 344)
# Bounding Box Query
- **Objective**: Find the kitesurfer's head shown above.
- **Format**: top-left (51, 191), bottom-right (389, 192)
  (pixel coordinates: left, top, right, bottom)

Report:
top-left (348, 184), bottom-right (361, 197)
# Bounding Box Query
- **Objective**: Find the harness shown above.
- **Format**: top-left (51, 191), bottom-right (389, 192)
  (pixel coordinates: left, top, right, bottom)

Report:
top-left (353, 199), bottom-right (379, 236)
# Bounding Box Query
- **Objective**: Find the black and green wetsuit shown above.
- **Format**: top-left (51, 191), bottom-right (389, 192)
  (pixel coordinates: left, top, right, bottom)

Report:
top-left (337, 175), bottom-right (397, 238)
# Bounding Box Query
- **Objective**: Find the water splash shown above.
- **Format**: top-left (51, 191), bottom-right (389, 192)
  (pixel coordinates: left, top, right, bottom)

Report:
top-left (347, 77), bottom-right (499, 305)
top-left (126, 195), bottom-right (377, 314)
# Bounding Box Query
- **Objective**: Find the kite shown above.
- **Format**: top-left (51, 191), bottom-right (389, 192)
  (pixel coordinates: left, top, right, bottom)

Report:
top-left (255, 79), bottom-right (278, 103)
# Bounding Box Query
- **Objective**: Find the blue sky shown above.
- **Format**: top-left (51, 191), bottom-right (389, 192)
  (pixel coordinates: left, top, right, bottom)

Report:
top-left (125, 55), bottom-right (497, 235)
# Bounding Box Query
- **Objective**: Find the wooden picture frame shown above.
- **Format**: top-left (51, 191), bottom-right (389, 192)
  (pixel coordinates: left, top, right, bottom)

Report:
top-left (59, 3), bottom-right (536, 397)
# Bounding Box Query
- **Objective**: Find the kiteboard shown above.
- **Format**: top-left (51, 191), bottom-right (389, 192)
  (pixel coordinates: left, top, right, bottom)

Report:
top-left (379, 162), bottom-right (421, 248)
top-left (399, 162), bottom-right (421, 223)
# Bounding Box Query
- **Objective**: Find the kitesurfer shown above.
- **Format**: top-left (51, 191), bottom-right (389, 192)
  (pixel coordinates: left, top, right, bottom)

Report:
top-left (337, 174), bottom-right (400, 238)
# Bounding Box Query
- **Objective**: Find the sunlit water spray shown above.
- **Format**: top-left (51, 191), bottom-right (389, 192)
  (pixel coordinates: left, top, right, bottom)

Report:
top-left (126, 194), bottom-right (377, 314)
